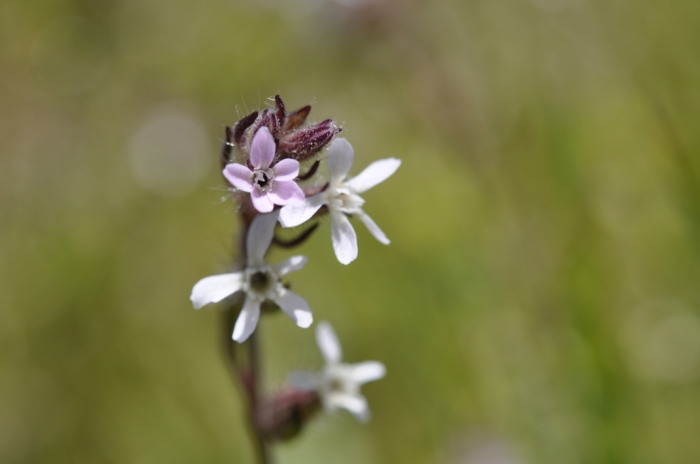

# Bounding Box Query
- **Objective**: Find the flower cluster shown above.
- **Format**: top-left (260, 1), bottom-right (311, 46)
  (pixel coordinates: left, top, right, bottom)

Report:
top-left (190, 96), bottom-right (397, 446)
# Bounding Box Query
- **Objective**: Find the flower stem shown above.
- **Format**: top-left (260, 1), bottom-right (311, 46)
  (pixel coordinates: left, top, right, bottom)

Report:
top-left (248, 330), bottom-right (273, 464)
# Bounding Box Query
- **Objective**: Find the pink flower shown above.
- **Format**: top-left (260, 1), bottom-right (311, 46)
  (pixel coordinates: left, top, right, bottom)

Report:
top-left (223, 127), bottom-right (305, 213)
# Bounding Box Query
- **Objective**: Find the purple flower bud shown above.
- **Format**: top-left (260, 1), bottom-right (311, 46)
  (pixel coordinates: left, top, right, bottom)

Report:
top-left (279, 119), bottom-right (342, 161)
top-left (233, 110), bottom-right (258, 145)
top-left (255, 388), bottom-right (321, 442)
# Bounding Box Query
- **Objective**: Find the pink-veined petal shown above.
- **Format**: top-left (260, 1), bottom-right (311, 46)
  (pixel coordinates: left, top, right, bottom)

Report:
top-left (250, 126), bottom-right (275, 169)
top-left (268, 180), bottom-right (305, 206)
top-left (345, 158), bottom-right (401, 193)
top-left (232, 296), bottom-right (261, 342)
top-left (190, 273), bottom-right (244, 309)
top-left (357, 212), bottom-right (390, 245)
top-left (288, 371), bottom-right (320, 391)
top-left (251, 189), bottom-right (274, 213)
top-left (348, 361), bottom-right (386, 385)
top-left (316, 321), bottom-right (342, 364)
top-left (326, 138), bottom-right (354, 183)
top-left (272, 255), bottom-right (308, 277)
top-left (246, 210), bottom-right (279, 268)
top-left (278, 193), bottom-right (326, 228)
top-left (326, 393), bottom-right (370, 422)
top-left (331, 211), bottom-right (358, 265)
top-left (272, 158), bottom-right (300, 181)
top-left (223, 164), bottom-right (254, 192)
top-left (274, 289), bottom-right (313, 328)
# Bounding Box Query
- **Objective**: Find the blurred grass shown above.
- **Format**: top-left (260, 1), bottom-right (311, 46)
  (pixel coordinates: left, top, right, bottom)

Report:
top-left (2, 0), bottom-right (700, 462)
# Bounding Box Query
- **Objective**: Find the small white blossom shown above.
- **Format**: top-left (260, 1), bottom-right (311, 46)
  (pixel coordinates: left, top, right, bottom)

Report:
top-left (279, 138), bottom-right (401, 265)
top-left (190, 210), bottom-right (312, 342)
top-left (289, 321), bottom-right (386, 422)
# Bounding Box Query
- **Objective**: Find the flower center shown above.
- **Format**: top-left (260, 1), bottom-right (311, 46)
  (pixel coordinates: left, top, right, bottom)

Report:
top-left (249, 270), bottom-right (272, 293)
top-left (253, 168), bottom-right (274, 192)
top-left (329, 187), bottom-right (365, 214)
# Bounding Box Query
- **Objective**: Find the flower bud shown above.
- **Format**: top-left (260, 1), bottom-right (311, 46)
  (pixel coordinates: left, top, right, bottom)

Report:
top-left (255, 388), bottom-right (321, 442)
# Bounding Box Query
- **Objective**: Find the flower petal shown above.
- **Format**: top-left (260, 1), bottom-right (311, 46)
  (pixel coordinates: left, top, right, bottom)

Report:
top-left (316, 321), bottom-right (342, 364)
top-left (222, 164), bottom-right (253, 192)
top-left (357, 212), bottom-right (390, 245)
top-left (232, 296), bottom-right (261, 342)
top-left (345, 158), bottom-right (401, 193)
top-left (278, 193), bottom-right (326, 228)
top-left (274, 289), bottom-right (313, 328)
top-left (251, 189), bottom-right (274, 213)
top-left (246, 210), bottom-right (279, 268)
top-left (190, 273), bottom-right (244, 309)
top-left (272, 255), bottom-right (308, 276)
top-left (268, 180), bottom-right (305, 206)
top-left (327, 393), bottom-right (370, 422)
top-left (331, 211), bottom-right (358, 265)
top-left (250, 126), bottom-right (275, 169)
top-left (348, 361), bottom-right (386, 385)
top-left (326, 138), bottom-right (354, 183)
top-left (272, 158), bottom-right (300, 181)
top-left (288, 371), bottom-right (320, 391)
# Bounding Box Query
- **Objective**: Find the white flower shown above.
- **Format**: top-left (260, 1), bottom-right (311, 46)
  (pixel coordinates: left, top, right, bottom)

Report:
top-left (289, 321), bottom-right (386, 422)
top-left (278, 138), bottom-right (401, 265)
top-left (190, 210), bottom-right (313, 342)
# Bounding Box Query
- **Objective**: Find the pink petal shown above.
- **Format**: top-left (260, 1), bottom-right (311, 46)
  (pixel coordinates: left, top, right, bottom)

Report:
top-left (268, 180), bottom-right (305, 206)
top-left (223, 164), bottom-right (253, 192)
top-left (251, 189), bottom-right (274, 213)
top-left (272, 159), bottom-right (300, 181)
top-left (250, 127), bottom-right (276, 169)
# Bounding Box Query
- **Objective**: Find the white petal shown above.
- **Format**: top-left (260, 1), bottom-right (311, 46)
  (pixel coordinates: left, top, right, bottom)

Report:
top-left (327, 393), bottom-right (370, 422)
top-left (288, 371), bottom-right (320, 391)
top-left (274, 290), bottom-right (313, 328)
top-left (232, 296), bottom-right (261, 343)
top-left (246, 210), bottom-right (280, 268)
top-left (331, 211), bottom-right (358, 265)
top-left (272, 255), bottom-right (308, 277)
top-left (190, 273), bottom-right (244, 309)
top-left (349, 361), bottom-right (386, 384)
top-left (326, 138), bottom-right (354, 183)
top-left (357, 212), bottom-right (390, 245)
top-left (278, 193), bottom-right (326, 228)
top-left (316, 321), bottom-right (342, 364)
top-left (345, 158), bottom-right (401, 193)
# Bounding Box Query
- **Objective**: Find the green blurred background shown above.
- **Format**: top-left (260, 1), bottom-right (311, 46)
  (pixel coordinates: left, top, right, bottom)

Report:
top-left (2, 0), bottom-right (700, 462)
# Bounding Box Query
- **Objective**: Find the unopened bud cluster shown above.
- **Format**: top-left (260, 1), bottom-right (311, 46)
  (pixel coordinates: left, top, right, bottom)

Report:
top-left (191, 96), bottom-right (398, 444)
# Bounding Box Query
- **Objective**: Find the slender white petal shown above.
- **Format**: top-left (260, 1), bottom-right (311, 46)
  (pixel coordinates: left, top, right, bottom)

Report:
top-left (232, 296), bottom-right (261, 342)
top-left (272, 255), bottom-right (308, 277)
top-left (246, 210), bottom-right (280, 268)
top-left (357, 212), bottom-right (390, 245)
top-left (331, 211), bottom-right (358, 265)
top-left (327, 393), bottom-right (370, 422)
top-left (316, 321), bottom-right (342, 364)
top-left (288, 371), bottom-right (320, 391)
top-left (345, 158), bottom-right (401, 193)
top-left (349, 361), bottom-right (386, 384)
top-left (278, 193), bottom-right (326, 228)
top-left (190, 273), bottom-right (244, 309)
top-left (274, 290), bottom-right (313, 328)
top-left (327, 138), bottom-right (354, 183)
